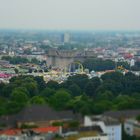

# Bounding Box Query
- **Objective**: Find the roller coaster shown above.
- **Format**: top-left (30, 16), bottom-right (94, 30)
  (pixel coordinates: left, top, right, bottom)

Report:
top-left (65, 61), bottom-right (84, 74)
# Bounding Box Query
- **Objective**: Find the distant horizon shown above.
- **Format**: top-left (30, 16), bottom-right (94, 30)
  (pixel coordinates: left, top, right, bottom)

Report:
top-left (0, 28), bottom-right (140, 33)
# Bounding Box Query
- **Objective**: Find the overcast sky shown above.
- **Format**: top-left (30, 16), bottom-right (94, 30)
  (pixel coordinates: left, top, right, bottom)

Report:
top-left (0, 0), bottom-right (140, 30)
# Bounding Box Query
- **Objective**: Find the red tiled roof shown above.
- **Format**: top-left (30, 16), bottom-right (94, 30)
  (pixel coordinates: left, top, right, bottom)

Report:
top-left (33, 127), bottom-right (59, 133)
top-left (0, 73), bottom-right (12, 78)
top-left (124, 53), bottom-right (133, 59)
top-left (0, 129), bottom-right (20, 136)
top-left (0, 127), bottom-right (59, 136)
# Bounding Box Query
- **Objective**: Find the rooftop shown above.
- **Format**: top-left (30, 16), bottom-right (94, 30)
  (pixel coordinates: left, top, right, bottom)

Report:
top-left (104, 110), bottom-right (140, 119)
top-left (0, 127), bottom-right (59, 136)
top-left (102, 116), bottom-right (120, 126)
top-left (90, 116), bottom-right (120, 126)
top-left (61, 126), bottom-right (106, 140)
top-left (0, 129), bottom-right (20, 136)
top-left (62, 126), bottom-right (103, 134)
top-left (18, 105), bottom-right (81, 122)
top-left (66, 131), bottom-right (100, 140)
top-left (33, 127), bottom-right (59, 133)
top-left (0, 105), bottom-right (81, 127)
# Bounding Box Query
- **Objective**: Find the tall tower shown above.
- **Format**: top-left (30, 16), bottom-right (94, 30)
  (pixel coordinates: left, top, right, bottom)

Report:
top-left (61, 32), bottom-right (70, 43)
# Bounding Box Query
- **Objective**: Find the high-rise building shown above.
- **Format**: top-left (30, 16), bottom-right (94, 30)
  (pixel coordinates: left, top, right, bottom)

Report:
top-left (61, 32), bottom-right (70, 43)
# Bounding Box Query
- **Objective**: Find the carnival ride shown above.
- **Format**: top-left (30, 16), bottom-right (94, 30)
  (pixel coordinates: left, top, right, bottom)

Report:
top-left (64, 61), bottom-right (84, 74)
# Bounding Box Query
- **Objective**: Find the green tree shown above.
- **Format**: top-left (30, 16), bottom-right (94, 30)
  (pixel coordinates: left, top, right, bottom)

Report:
top-left (31, 58), bottom-right (40, 64)
top-left (22, 82), bottom-right (38, 97)
top-left (30, 96), bottom-right (46, 105)
top-left (136, 115), bottom-right (140, 122)
top-left (11, 88), bottom-right (29, 104)
top-left (0, 83), bottom-right (5, 96)
top-left (70, 95), bottom-right (93, 115)
top-left (114, 95), bottom-right (136, 110)
top-left (40, 88), bottom-right (55, 98)
top-left (33, 76), bottom-right (46, 91)
top-left (46, 80), bottom-right (59, 90)
top-left (84, 82), bottom-right (97, 97)
top-left (49, 89), bottom-right (71, 110)
top-left (67, 74), bottom-right (89, 90)
top-left (68, 84), bottom-right (82, 96)
top-left (96, 80), bottom-right (123, 96)
top-left (83, 58), bottom-right (115, 71)
top-left (90, 77), bottom-right (101, 88)
top-left (93, 100), bottom-right (112, 113)
top-left (14, 68), bottom-right (19, 74)
top-left (97, 90), bottom-right (114, 100)
top-left (5, 101), bottom-right (25, 114)
top-left (2, 84), bottom-right (17, 97)
top-left (101, 72), bottom-right (123, 82)
top-left (0, 97), bottom-right (8, 115)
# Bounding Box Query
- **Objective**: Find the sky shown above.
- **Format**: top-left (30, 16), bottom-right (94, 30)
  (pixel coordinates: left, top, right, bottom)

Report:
top-left (0, 0), bottom-right (140, 30)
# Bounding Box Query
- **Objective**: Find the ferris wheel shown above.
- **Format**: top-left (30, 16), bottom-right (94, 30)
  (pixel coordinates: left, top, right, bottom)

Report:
top-left (66, 61), bottom-right (84, 73)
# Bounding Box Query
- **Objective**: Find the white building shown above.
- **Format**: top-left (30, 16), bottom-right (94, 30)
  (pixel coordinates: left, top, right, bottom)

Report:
top-left (124, 119), bottom-right (140, 137)
top-left (84, 116), bottom-right (122, 140)
top-left (130, 59), bottom-right (135, 67)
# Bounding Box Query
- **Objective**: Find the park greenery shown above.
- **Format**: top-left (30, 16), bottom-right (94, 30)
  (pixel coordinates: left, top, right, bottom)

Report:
top-left (82, 58), bottom-right (131, 72)
top-left (82, 58), bottom-right (140, 72)
top-left (1, 56), bottom-right (40, 65)
top-left (0, 71), bottom-right (140, 116)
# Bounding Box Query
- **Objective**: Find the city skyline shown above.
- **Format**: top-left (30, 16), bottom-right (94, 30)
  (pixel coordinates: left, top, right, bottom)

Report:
top-left (0, 0), bottom-right (140, 30)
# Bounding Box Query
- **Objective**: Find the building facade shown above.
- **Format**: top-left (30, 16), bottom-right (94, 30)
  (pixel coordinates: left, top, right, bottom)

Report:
top-left (124, 119), bottom-right (140, 137)
top-left (84, 116), bottom-right (122, 140)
